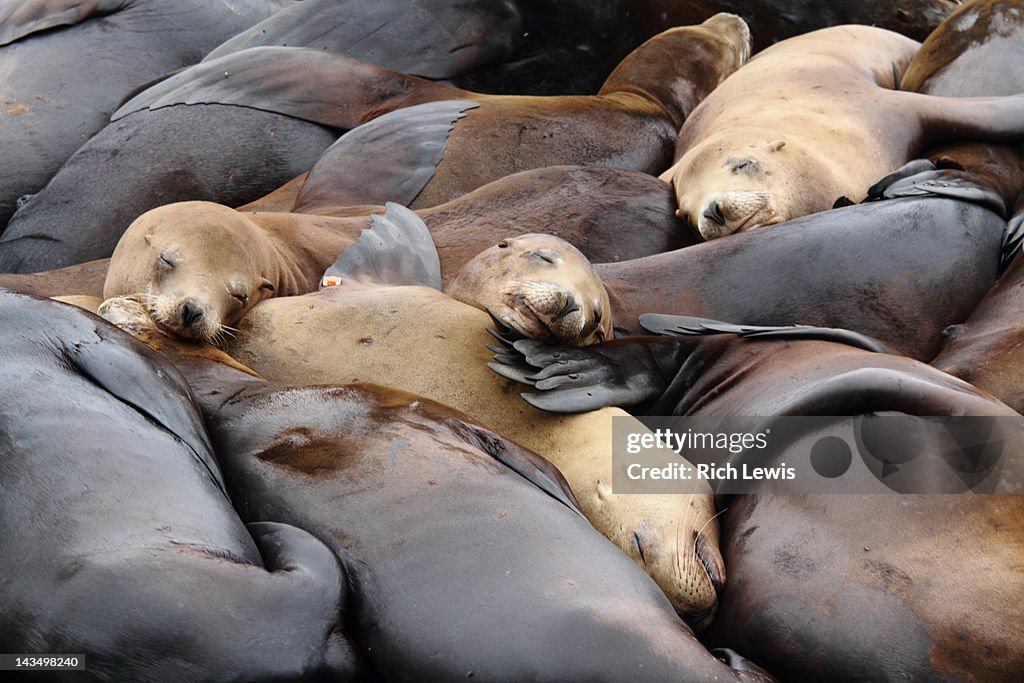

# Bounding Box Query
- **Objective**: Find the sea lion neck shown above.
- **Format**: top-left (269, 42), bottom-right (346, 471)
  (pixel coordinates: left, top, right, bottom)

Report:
top-left (598, 25), bottom-right (746, 130)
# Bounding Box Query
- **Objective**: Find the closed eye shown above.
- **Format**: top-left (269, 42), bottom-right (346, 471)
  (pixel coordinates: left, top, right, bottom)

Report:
top-left (158, 253), bottom-right (174, 268)
top-left (231, 293), bottom-right (248, 305)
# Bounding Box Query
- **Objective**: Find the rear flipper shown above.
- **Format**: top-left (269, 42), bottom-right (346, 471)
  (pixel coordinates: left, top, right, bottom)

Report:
top-left (294, 100), bottom-right (479, 212)
top-left (1001, 202), bottom-right (1024, 272)
top-left (864, 159), bottom-right (1006, 216)
top-left (112, 46), bottom-right (463, 128)
top-left (321, 202), bottom-right (441, 289)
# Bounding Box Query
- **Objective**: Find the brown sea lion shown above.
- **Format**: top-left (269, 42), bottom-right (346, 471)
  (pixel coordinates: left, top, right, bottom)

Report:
top-left (594, 190), bottom-right (1005, 361)
top-left (94, 295), bottom-right (774, 682)
top-left (214, 208), bottom-right (726, 627)
top-left (659, 25), bottom-right (1024, 239)
top-left (932, 205), bottom-right (1024, 412)
top-left (900, 0), bottom-right (1024, 210)
top-left (491, 317), bottom-right (1024, 681)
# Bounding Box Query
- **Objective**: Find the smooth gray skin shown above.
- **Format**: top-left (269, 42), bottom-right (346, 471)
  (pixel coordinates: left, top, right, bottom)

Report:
top-left (0, 105), bottom-right (337, 272)
top-left (0, 0), bottom-right (288, 227)
top-left (0, 291), bottom-right (364, 682)
top-left (598, 195), bottom-right (1005, 361)
top-left (204, 0), bottom-right (523, 78)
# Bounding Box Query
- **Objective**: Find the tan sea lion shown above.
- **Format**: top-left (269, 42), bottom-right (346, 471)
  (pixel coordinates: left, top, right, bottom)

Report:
top-left (659, 24), bottom-right (1024, 239)
top-left (214, 206), bottom-right (726, 627)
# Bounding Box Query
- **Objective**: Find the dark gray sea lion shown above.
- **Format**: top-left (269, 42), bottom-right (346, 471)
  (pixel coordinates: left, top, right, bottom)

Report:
top-left (595, 190), bottom-right (1005, 361)
top-left (490, 318), bottom-right (1024, 681)
top-left (0, 0), bottom-right (288, 227)
top-left (98, 295), bottom-right (776, 683)
top-left (0, 291), bottom-right (362, 681)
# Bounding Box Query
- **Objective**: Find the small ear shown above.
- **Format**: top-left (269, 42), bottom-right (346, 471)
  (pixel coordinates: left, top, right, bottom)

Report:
top-left (768, 140), bottom-right (786, 152)
top-left (143, 234), bottom-right (153, 246)
top-left (259, 278), bottom-right (276, 293)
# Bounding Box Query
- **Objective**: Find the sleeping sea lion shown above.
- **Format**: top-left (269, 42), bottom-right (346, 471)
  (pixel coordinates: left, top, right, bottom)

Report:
top-left (659, 24), bottom-right (1024, 239)
top-left (595, 188), bottom-right (1005, 360)
top-left (0, 0), bottom-right (288, 227)
top-left (0, 291), bottom-right (361, 680)
top-left (0, 15), bottom-right (745, 271)
top-left (104, 202), bottom-right (611, 346)
top-left (212, 206), bottom-right (725, 626)
top-left (96, 295), bottom-right (775, 682)
top-left (490, 317), bottom-right (1024, 681)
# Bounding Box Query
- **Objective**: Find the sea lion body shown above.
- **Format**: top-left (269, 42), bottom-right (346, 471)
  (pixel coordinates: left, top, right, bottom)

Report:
top-left (933, 231), bottom-right (1024, 412)
top-left (661, 25), bottom-right (1024, 239)
top-left (85, 300), bottom-right (770, 682)
top-left (902, 0), bottom-right (1024, 209)
top-left (0, 292), bottom-right (359, 680)
top-left (495, 324), bottom-right (1024, 680)
top-left (0, 0), bottom-right (286, 227)
top-left (596, 195), bottom-right (1004, 360)
top-left (224, 283), bottom-right (725, 626)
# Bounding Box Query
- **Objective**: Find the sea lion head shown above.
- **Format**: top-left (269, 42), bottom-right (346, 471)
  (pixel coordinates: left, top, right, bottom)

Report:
top-left (103, 201), bottom-right (278, 343)
top-left (669, 135), bottom-right (822, 240)
top-left (448, 234), bottom-right (613, 346)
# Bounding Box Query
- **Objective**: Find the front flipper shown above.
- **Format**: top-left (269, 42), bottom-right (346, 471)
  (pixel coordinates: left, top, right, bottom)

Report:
top-left (321, 202), bottom-right (441, 290)
top-left (638, 314), bottom-right (896, 354)
top-left (865, 159), bottom-right (1006, 216)
top-left (112, 46), bottom-right (462, 128)
top-left (0, 0), bottom-right (127, 46)
top-left (293, 100), bottom-right (478, 212)
top-left (488, 336), bottom-right (666, 413)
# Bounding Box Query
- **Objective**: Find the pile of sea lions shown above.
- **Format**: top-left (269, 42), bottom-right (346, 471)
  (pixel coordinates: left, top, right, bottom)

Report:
top-left (1, 0), bottom-right (1023, 680)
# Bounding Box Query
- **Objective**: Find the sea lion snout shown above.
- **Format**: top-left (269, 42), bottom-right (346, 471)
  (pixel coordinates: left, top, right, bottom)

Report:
top-left (180, 299), bottom-right (205, 327)
top-left (697, 192), bottom-right (779, 240)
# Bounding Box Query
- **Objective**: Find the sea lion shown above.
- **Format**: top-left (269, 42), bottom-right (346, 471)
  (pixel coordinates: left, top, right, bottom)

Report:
top-left (490, 318), bottom-right (1024, 680)
top-left (95, 295), bottom-right (774, 682)
top-left (209, 207), bottom-right (725, 626)
top-left (0, 15), bottom-right (746, 272)
top-left (659, 25), bottom-right (1024, 239)
top-left (595, 190), bottom-right (1005, 360)
top-left (28, 163), bottom-right (686, 306)
top-left (104, 202), bottom-right (611, 346)
top-left (284, 15), bottom-right (750, 210)
top-left (932, 205), bottom-right (1024, 412)
top-left (900, 0), bottom-right (1024, 210)
top-left (0, 0), bottom-right (288, 227)
top-left (0, 291), bottom-right (362, 680)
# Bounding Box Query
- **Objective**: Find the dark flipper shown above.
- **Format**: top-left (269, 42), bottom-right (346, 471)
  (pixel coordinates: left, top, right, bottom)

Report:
top-left (204, 0), bottom-right (522, 79)
top-left (322, 203), bottom-right (441, 289)
top-left (112, 46), bottom-right (463, 128)
top-left (865, 159), bottom-right (1006, 216)
top-left (487, 333), bottom-right (667, 413)
top-left (294, 100), bottom-right (478, 212)
top-left (0, 0), bottom-right (127, 46)
top-left (1002, 208), bottom-right (1024, 272)
top-left (639, 313), bottom-right (896, 354)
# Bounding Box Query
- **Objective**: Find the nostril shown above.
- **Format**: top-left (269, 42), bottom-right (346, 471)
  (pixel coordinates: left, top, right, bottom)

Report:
top-left (703, 200), bottom-right (726, 226)
top-left (554, 296), bottom-right (580, 320)
top-left (181, 301), bottom-right (204, 327)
